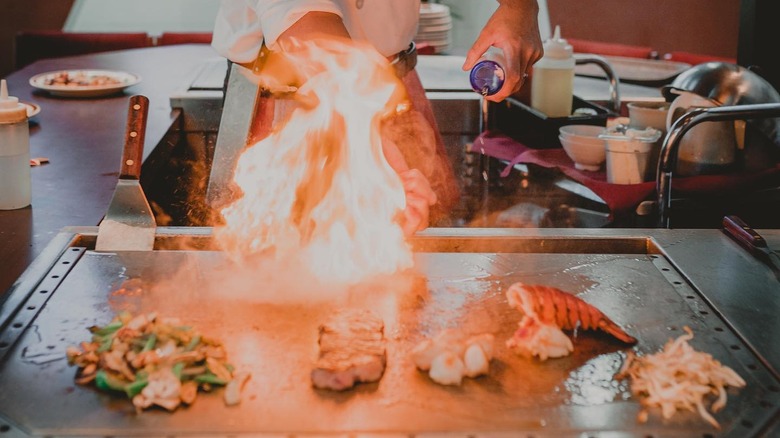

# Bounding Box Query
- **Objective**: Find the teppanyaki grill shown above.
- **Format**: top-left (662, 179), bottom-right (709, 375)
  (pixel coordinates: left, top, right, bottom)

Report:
top-left (0, 227), bottom-right (778, 437)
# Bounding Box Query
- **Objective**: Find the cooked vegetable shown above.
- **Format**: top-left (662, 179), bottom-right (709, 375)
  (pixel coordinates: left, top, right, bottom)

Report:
top-left (67, 312), bottom-right (250, 412)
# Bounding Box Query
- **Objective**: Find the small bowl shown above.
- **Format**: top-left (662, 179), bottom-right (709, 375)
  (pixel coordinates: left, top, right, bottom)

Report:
top-left (559, 124), bottom-right (607, 139)
top-left (559, 135), bottom-right (606, 171)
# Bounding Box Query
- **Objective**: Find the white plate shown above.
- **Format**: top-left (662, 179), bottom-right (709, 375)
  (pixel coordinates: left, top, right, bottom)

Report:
top-left (419, 16), bottom-right (452, 26)
top-left (21, 102), bottom-right (41, 119)
top-left (419, 2), bottom-right (450, 18)
top-left (29, 69), bottom-right (141, 98)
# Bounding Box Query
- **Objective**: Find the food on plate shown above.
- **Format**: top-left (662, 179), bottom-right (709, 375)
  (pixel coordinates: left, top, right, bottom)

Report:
top-left (66, 312), bottom-right (249, 412)
top-left (505, 282), bottom-right (636, 360)
top-left (311, 309), bottom-right (387, 391)
top-left (411, 329), bottom-right (495, 385)
top-left (618, 326), bottom-right (746, 429)
top-left (44, 71), bottom-right (123, 87)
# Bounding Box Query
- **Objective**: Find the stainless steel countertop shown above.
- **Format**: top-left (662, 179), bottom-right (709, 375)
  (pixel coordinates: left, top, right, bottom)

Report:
top-left (1, 226), bottom-right (778, 437)
top-left (420, 227), bottom-right (780, 375)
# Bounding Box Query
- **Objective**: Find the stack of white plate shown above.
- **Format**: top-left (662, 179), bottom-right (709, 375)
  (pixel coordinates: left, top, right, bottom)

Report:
top-left (416, 2), bottom-right (452, 54)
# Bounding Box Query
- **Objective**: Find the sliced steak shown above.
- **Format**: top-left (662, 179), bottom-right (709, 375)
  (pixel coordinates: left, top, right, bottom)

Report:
top-left (311, 309), bottom-right (387, 391)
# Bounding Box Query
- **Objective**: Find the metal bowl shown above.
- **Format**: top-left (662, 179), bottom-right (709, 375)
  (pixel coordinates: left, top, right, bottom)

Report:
top-left (662, 62), bottom-right (780, 146)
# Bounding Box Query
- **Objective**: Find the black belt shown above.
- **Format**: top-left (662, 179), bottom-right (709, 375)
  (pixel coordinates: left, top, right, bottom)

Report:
top-left (389, 42), bottom-right (417, 78)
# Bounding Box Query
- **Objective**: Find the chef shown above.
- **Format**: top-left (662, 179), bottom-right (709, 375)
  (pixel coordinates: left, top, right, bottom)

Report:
top-left (211, 0), bottom-right (543, 234)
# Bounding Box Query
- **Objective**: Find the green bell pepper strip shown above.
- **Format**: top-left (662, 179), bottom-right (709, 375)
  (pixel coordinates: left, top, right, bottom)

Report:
top-left (124, 379), bottom-right (148, 398)
top-left (194, 372), bottom-right (228, 386)
top-left (141, 334), bottom-right (157, 352)
top-left (92, 321), bottom-right (123, 336)
top-left (96, 335), bottom-right (114, 353)
top-left (95, 370), bottom-right (127, 393)
top-left (184, 335), bottom-right (201, 352)
top-left (172, 362), bottom-right (185, 380)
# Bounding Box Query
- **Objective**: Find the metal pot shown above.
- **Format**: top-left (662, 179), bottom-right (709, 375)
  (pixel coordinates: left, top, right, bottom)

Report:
top-left (662, 62), bottom-right (780, 174)
top-left (666, 90), bottom-right (739, 175)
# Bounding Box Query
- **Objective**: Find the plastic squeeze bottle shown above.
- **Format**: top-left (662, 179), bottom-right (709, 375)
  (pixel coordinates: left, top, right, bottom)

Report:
top-left (0, 79), bottom-right (31, 209)
top-left (531, 25), bottom-right (575, 118)
top-left (469, 48), bottom-right (506, 96)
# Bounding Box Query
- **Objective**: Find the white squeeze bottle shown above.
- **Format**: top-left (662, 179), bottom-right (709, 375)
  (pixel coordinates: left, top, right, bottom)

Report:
top-left (531, 25), bottom-right (575, 118)
top-left (0, 79), bottom-right (31, 210)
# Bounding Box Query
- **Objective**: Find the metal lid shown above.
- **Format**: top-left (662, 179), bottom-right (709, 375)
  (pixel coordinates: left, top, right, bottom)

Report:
top-left (662, 62), bottom-right (780, 146)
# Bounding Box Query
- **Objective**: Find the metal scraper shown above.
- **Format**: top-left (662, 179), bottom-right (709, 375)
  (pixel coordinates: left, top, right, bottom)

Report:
top-left (95, 95), bottom-right (156, 251)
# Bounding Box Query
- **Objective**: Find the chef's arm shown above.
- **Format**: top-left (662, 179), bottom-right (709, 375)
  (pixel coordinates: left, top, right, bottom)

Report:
top-left (248, 6), bottom-right (351, 91)
top-left (277, 11), bottom-right (350, 50)
top-left (253, 0), bottom-right (348, 50)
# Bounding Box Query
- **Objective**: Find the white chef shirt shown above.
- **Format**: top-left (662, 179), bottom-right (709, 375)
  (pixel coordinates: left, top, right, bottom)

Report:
top-left (212, 0), bottom-right (420, 63)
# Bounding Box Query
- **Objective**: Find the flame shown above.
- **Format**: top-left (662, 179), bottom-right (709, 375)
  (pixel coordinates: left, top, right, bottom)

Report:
top-left (215, 39), bottom-right (413, 285)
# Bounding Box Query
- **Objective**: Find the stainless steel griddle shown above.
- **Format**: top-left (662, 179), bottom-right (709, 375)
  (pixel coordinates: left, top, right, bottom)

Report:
top-left (0, 227), bottom-right (778, 437)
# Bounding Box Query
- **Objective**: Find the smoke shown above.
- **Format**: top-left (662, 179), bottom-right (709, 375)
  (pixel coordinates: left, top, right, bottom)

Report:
top-left (111, 250), bottom-right (425, 311)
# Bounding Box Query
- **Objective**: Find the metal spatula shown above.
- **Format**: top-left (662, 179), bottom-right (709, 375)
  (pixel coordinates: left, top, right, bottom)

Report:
top-left (95, 95), bottom-right (156, 251)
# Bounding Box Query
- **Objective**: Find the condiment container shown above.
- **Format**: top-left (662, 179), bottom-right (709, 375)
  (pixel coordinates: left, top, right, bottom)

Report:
top-left (469, 47), bottom-right (506, 96)
top-left (0, 79), bottom-right (31, 210)
top-left (531, 25), bottom-right (575, 118)
top-left (600, 128), bottom-right (662, 184)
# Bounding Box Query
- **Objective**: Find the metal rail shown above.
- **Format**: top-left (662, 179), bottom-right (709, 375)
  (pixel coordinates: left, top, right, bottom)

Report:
top-left (656, 103), bottom-right (780, 227)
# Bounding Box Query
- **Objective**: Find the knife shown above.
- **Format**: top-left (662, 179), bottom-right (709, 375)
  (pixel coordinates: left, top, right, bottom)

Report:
top-left (722, 215), bottom-right (780, 282)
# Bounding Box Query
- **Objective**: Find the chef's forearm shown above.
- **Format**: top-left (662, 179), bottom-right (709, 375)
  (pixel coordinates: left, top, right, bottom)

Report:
top-left (253, 0), bottom-right (346, 50)
top-left (499, 0), bottom-right (539, 14)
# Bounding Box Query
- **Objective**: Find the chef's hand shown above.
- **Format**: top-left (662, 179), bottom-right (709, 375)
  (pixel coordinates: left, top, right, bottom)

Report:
top-left (398, 169), bottom-right (437, 236)
top-left (382, 137), bottom-right (437, 236)
top-left (462, 0), bottom-right (543, 103)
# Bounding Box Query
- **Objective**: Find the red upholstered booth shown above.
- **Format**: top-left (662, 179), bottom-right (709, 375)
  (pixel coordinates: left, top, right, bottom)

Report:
top-left (568, 38), bottom-right (656, 59)
top-left (157, 32), bottom-right (214, 46)
top-left (663, 51), bottom-right (737, 66)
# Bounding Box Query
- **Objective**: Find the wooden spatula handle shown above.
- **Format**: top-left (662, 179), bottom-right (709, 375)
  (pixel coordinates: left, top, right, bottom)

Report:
top-left (119, 95), bottom-right (149, 180)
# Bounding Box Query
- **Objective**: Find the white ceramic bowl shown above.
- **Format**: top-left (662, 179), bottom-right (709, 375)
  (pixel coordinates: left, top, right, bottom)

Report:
top-left (559, 135), bottom-right (606, 171)
top-left (559, 124), bottom-right (607, 140)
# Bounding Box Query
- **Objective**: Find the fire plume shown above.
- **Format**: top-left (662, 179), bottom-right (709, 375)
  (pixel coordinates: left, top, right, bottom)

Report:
top-left (215, 39), bottom-right (413, 285)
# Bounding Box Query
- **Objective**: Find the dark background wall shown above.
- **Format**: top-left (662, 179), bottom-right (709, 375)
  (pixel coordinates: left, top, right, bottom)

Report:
top-left (546, 0), bottom-right (739, 58)
top-left (0, 0), bottom-right (74, 78)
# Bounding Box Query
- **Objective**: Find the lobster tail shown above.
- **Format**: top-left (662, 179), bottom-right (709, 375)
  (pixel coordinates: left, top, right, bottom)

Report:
top-left (506, 282), bottom-right (637, 345)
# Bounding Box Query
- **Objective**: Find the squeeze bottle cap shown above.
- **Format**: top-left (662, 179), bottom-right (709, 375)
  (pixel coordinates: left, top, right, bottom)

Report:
top-left (0, 80), bottom-right (27, 124)
top-left (543, 25), bottom-right (573, 60)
